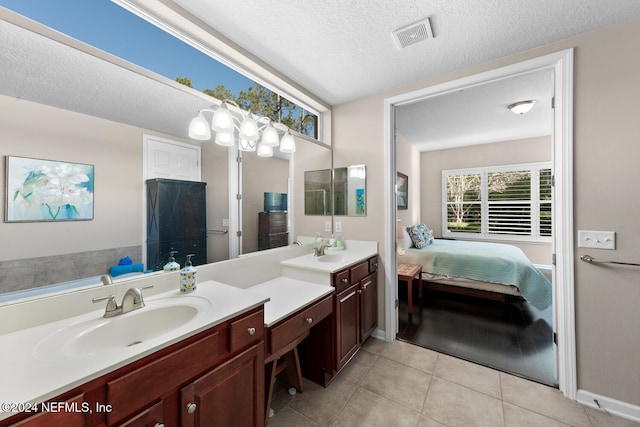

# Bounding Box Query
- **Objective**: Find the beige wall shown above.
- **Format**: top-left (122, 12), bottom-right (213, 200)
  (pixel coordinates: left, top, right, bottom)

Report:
top-left (0, 95), bottom-right (232, 267)
top-left (420, 137), bottom-right (552, 264)
top-left (395, 133), bottom-right (421, 227)
top-left (332, 19), bottom-right (640, 405)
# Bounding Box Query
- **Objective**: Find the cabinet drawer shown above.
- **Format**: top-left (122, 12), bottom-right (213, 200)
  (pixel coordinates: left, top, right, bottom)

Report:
top-left (333, 269), bottom-right (350, 292)
top-left (350, 261), bottom-right (370, 285)
top-left (107, 328), bottom-right (226, 425)
top-left (269, 295), bottom-right (332, 354)
top-left (230, 308), bottom-right (264, 354)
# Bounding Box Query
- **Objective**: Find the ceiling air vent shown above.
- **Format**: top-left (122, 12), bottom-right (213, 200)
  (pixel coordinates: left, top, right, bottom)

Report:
top-left (393, 18), bottom-right (433, 49)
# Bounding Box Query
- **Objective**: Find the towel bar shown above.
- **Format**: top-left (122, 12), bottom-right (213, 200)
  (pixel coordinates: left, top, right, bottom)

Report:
top-left (207, 229), bottom-right (229, 235)
top-left (580, 254), bottom-right (640, 267)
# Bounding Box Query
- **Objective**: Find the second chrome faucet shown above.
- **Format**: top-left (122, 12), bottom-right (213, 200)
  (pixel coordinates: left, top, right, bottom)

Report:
top-left (93, 285), bottom-right (153, 318)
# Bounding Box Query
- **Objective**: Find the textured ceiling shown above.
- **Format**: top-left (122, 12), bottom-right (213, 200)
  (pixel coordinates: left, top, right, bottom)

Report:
top-left (173, 0), bottom-right (640, 105)
top-left (2, 2), bottom-right (640, 149)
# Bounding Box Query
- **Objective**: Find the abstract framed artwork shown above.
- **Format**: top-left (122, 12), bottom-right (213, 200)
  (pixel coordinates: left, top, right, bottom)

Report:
top-left (397, 172), bottom-right (408, 210)
top-left (5, 156), bottom-right (94, 222)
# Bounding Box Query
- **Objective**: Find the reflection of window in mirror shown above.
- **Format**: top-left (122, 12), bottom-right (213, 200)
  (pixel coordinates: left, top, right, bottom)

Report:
top-left (304, 170), bottom-right (332, 215)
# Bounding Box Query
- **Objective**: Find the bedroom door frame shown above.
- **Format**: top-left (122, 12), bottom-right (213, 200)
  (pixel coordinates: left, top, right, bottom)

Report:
top-left (382, 49), bottom-right (576, 399)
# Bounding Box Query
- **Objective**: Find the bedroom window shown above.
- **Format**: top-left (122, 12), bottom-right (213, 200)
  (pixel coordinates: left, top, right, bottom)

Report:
top-left (443, 163), bottom-right (552, 243)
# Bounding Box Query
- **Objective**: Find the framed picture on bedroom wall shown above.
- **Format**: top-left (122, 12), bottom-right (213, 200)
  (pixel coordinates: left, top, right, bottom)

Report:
top-left (397, 172), bottom-right (408, 210)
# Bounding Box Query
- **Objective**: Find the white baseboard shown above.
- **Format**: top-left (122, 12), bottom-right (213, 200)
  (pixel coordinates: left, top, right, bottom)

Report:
top-left (371, 328), bottom-right (387, 342)
top-left (577, 389), bottom-right (640, 423)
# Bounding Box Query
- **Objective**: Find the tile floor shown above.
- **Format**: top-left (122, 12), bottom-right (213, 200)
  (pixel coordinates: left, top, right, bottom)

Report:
top-left (268, 338), bottom-right (639, 427)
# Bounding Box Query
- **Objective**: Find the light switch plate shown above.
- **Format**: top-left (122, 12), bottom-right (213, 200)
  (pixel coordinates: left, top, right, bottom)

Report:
top-left (325, 221), bottom-right (331, 232)
top-left (578, 230), bottom-right (616, 249)
top-left (335, 222), bottom-right (342, 233)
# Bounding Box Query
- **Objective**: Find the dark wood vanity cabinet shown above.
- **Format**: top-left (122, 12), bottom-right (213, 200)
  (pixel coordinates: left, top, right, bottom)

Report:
top-left (1, 307), bottom-right (265, 427)
top-left (301, 255), bottom-right (378, 387)
top-left (334, 256), bottom-right (378, 371)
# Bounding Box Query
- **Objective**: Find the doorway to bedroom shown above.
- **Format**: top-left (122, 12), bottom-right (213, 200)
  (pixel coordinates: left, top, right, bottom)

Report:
top-left (389, 55), bottom-right (570, 388)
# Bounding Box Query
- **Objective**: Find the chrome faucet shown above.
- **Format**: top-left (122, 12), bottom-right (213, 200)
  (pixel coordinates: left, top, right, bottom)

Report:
top-left (93, 285), bottom-right (153, 318)
top-left (314, 243), bottom-right (332, 257)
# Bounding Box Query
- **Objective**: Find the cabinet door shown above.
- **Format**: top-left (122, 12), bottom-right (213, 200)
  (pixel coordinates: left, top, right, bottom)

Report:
top-left (359, 273), bottom-right (377, 343)
top-left (118, 401), bottom-right (163, 427)
top-left (9, 394), bottom-right (84, 427)
top-left (335, 283), bottom-right (360, 370)
top-left (181, 343), bottom-right (264, 427)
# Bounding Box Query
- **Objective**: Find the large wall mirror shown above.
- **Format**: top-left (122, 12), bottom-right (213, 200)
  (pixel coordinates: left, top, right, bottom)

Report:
top-left (0, 10), bottom-right (331, 304)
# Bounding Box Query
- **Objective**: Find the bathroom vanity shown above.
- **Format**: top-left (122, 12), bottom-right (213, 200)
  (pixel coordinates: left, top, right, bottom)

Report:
top-left (0, 240), bottom-right (379, 427)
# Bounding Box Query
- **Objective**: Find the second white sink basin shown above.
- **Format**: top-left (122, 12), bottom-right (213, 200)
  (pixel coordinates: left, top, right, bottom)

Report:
top-left (316, 254), bottom-right (346, 263)
top-left (35, 294), bottom-right (211, 361)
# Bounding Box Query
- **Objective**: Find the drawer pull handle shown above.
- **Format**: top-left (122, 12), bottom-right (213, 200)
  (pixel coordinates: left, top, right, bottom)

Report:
top-left (154, 424), bottom-right (165, 427)
top-left (357, 289), bottom-right (362, 294)
top-left (305, 317), bottom-right (313, 324)
top-left (186, 402), bottom-right (197, 414)
top-left (247, 327), bottom-right (256, 336)
top-left (341, 278), bottom-right (348, 283)
top-left (373, 262), bottom-right (378, 268)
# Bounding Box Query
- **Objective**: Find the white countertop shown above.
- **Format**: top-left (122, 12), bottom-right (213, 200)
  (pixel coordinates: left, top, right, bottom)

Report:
top-left (247, 277), bottom-right (334, 327)
top-left (0, 281), bottom-right (268, 421)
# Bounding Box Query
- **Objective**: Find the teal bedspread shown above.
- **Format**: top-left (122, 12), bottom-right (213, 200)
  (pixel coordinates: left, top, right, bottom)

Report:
top-left (399, 239), bottom-right (552, 310)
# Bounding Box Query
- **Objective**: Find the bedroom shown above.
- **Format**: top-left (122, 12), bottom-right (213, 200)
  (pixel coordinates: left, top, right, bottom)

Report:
top-left (394, 69), bottom-right (556, 386)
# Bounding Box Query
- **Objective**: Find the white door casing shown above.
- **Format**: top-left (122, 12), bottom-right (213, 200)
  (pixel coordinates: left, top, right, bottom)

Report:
top-left (383, 49), bottom-right (575, 399)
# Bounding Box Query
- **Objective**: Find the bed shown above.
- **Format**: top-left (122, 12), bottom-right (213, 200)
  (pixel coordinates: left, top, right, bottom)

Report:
top-left (398, 238), bottom-right (552, 310)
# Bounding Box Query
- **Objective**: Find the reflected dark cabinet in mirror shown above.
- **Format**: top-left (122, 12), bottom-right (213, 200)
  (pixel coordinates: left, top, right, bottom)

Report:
top-left (258, 212), bottom-right (288, 250)
top-left (146, 178), bottom-right (207, 270)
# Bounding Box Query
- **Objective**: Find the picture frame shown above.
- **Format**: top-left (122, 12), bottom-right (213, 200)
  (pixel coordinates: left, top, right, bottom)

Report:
top-left (397, 172), bottom-right (408, 210)
top-left (5, 156), bottom-right (94, 222)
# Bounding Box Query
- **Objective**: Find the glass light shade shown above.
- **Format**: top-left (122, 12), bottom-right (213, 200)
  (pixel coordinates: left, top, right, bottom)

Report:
top-left (260, 125), bottom-right (280, 147)
top-left (508, 100), bottom-right (536, 115)
top-left (279, 132), bottom-right (296, 153)
top-left (211, 106), bottom-right (234, 133)
top-left (239, 116), bottom-right (259, 141)
top-left (257, 143), bottom-right (274, 157)
top-left (214, 131), bottom-right (235, 147)
top-left (188, 113), bottom-right (211, 140)
top-left (239, 138), bottom-right (256, 152)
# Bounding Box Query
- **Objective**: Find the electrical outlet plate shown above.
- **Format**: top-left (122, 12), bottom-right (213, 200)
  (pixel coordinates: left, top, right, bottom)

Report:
top-left (578, 230), bottom-right (616, 249)
top-left (325, 221), bottom-right (331, 232)
top-left (335, 222), bottom-right (342, 233)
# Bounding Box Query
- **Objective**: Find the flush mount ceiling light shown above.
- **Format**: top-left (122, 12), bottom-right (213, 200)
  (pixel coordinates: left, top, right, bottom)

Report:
top-left (508, 100), bottom-right (537, 115)
top-left (188, 99), bottom-right (295, 156)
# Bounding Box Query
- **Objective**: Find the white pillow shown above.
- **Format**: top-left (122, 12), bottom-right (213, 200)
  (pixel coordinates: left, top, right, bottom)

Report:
top-left (402, 227), bottom-right (413, 249)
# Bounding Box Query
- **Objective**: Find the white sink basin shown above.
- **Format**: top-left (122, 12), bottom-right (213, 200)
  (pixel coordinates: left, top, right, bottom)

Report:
top-left (35, 295), bottom-right (211, 360)
top-left (316, 254), bottom-right (346, 263)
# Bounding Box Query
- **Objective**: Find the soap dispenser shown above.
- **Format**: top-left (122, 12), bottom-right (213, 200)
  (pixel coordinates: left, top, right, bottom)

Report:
top-left (180, 254), bottom-right (197, 293)
top-left (163, 251), bottom-right (180, 272)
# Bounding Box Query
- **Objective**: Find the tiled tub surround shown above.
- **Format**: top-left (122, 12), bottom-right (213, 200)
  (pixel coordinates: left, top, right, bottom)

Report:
top-left (0, 245), bottom-right (142, 295)
top-left (0, 239), bottom-right (379, 423)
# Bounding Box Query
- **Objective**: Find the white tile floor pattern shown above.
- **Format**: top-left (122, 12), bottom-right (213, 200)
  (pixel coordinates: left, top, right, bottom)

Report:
top-left (268, 339), bottom-right (639, 427)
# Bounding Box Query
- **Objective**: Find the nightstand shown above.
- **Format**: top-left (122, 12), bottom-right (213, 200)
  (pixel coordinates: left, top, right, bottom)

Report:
top-left (397, 263), bottom-right (422, 315)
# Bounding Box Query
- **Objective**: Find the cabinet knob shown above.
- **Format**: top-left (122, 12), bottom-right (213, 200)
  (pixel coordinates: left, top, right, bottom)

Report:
top-left (305, 317), bottom-right (313, 324)
top-left (186, 402), bottom-right (197, 414)
top-left (247, 327), bottom-right (256, 336)
top-left (357, 289), bottom-right (362, 294)
top-left (341, 278), bottom-right (348, 283)
top-left (154, 424), bottom-right (165, 427)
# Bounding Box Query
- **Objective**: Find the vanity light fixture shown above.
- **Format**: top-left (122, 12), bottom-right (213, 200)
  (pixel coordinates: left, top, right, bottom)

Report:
top-left (508, 100), bottom-right (536, 115)
top-left (188, 99), bottom-right (296, 155)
